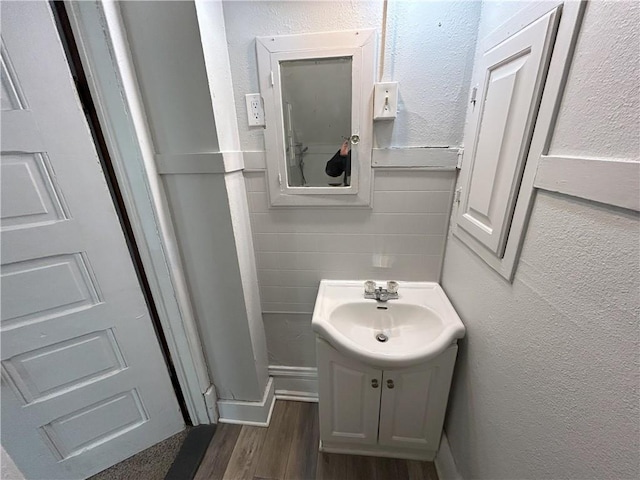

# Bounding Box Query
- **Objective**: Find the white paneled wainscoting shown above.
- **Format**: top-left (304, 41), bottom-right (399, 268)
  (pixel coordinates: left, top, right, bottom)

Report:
top-left (244, 166), bottom-right (458, 391)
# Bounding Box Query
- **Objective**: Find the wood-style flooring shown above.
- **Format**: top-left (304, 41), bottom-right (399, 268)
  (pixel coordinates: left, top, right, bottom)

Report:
top-left (194, 400), bottom-right (439, 480)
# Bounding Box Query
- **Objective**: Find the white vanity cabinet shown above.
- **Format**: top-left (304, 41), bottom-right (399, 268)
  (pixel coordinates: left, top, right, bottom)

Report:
top-left (316, 338), bottom-right (458, 460)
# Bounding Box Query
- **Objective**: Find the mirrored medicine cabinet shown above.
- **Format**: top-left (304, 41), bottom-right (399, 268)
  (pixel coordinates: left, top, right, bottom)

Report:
top-left (256, 29), bottom-right (375, 207)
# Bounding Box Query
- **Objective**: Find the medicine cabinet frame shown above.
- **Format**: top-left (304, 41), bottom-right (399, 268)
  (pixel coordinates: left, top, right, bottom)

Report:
top-left (256, 29), bottom-right (375, 207)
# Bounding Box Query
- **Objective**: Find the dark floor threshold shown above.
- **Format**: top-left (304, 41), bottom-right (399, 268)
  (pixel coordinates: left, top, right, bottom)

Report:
top-left (165, 424), bottom-right (217, 480)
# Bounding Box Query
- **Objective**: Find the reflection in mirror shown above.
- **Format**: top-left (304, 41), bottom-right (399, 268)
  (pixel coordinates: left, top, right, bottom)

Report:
top-left (280, 57), bottom-right (352, 187)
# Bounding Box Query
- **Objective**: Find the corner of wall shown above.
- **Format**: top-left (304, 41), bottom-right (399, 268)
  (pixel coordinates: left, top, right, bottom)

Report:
top-left (195, 0), bottom-right (269, 396)
top-left (435, 431), bottom-right (463, 480)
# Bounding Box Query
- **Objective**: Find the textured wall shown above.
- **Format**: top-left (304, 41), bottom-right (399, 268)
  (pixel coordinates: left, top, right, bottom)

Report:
top-left (222, 0), bottom-right (481, 151)
top-left (550, 0), bottom-right (640, 159)
top-left (441, 1), bottom-right (640, 478)
top-left (375, 0), bottom-right (480, 148)
top-left (443, 193), bottom-right (639, 479)
top-left (223, 0), bottom-right (381, 152)
top-left (223, 0), bottom-right (481, 368)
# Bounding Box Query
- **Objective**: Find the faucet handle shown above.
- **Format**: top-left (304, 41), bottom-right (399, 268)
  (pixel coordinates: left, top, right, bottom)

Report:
top-left (364, 280), bottom-right (376, 294)
top-left (386, 281), bottom-right (399, 294)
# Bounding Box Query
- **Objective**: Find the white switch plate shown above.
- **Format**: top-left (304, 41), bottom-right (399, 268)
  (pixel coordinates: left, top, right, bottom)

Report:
top-left (245, 93), bottom-right (265, 126)
top-left (374, 82), bottom-right (398, 120)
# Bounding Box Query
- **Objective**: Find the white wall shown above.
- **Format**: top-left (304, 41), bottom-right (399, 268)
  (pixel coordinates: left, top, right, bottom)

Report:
top-left (223, 0), bottom-right (481, 368)
top-left (120, 1), bottom-right (269, 402)
top-left (441, 1), bottom-right (640, 478)
top-left (120, 1), bottom-right (219, 155)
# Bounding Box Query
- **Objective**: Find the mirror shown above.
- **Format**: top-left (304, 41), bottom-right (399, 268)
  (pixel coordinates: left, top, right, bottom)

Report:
top-left (280, 57), bottom-right (352, 187)
top-left (256, 30), bottom-right (375, 207)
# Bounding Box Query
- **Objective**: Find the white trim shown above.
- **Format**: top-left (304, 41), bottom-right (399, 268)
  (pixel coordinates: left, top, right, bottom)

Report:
top-left (320, 440), bottom-right (436, 461)
top-left (268, 366), bottom-right (319, 402)
top-left (372, 147), bottom-right (459, 169)
top-left (203, 385), bottom-right (220, 423)
top-left (155, 153), bottom-right (225, 174)
top-left (242, 147), bottom-right (459, 172)
top-left (217, 378), bottom-right (276, 426)
top-left (65, 0), bottom-right (212, 424)
top-left (275, 393), bottom-right (318, 403)
top-left (452, 1), bottom-right (586, 282)
top-left (194, 0), bottom-right (241, 152)
top-left (257, 29), bottom-right (377, 53)
top-left (222, 151), bottom-right (246, 174)
top-left (155, 152), bottom-right (245, 175)
top-left (483, 0), bottom-right (564, 50)
top-left (268, 366), bottom-right (318, 378)
top-left (534, 155), bottom-right (640, 212)
top-left (263, 310), bottom-right (314, 315)
top-left (435, 432), bottom-right (463, 480)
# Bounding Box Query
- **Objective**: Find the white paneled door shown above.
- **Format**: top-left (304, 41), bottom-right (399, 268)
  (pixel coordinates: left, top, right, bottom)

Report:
top-left (0, 2), bottom-right (184, 479)
top-left (457, 8), bottom-right (559, 256)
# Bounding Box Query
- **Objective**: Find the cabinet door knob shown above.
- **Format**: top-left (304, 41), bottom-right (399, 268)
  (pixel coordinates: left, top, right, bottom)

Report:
top-left (371, 379), bottom-right (379, 388)
top-left (387, 379), bottom-right (394, 389)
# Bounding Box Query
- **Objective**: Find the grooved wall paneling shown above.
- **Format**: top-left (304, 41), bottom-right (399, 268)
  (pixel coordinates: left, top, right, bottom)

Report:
top-left (245, 170), bottom-right (456, 314)
top-left (245, 169), bottom-right (456, 368)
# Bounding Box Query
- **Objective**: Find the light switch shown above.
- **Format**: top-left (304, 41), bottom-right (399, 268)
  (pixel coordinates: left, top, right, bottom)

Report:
top-left (374, 82), bottom-right (398, 120)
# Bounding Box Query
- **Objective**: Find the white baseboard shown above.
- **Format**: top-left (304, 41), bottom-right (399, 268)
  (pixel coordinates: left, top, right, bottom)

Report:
top-left (435, 432), bottom-right (463, 480)
top-left (268, 366), bottom-right (318, 402)
top-left (216, 377), bottom-right (276, 426)
top-left (321, 440), bottom-right (435, 461)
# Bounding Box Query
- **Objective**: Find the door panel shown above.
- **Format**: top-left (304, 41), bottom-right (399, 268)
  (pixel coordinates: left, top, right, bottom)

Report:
top-left (316, 339), bottom-right (381, 446)
top-left (378, 346), bottom-right (457, 450)
top-left (0, 2), bottom-right (184, 479)
top-left (457, 8), bottom-right (559, 256)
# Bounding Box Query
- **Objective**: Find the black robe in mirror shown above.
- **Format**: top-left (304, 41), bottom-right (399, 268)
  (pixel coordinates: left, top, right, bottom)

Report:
top-left (325, 150), bottom-right (351, 186)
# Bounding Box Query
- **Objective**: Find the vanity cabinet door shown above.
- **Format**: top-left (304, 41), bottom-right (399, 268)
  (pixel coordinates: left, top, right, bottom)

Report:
top-left (317, 339), bottom-right (381, 446)
top-left (378, 345), bottom-right (458, 451)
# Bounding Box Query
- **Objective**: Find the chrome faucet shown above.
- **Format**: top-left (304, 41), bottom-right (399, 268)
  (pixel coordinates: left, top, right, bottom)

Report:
top-left (364, 281), bottom-right (399, 302)
top-left (375, 287), bottom-right (390, 302)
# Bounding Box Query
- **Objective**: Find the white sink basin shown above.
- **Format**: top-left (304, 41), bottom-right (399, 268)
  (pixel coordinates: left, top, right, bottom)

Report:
top-left (312, 280), bottom-right (465, 367)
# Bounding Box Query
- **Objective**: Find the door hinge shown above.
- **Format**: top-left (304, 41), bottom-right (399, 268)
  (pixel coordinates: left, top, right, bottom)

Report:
top-left (454, 187), bottom-right (462, 205)
top-left (270, 71), bottom-right (275, 87)
top-left (456, 148), bottom-right (464, 169)
top-left (278, 172), bottom-right (282, 185)
top-left (470, 86), bottom-right (477, 106)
